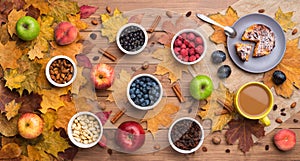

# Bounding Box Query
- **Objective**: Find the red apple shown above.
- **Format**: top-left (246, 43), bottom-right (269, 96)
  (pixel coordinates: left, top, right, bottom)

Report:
top-left (90, 63), bottom-right (114, 90)
top-left (18, 113), bottom-right (44, 139)
top-left (115, 121), bottom-right (145, 152)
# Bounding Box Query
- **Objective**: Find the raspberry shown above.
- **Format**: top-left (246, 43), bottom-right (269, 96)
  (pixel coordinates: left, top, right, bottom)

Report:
top-left (174, 47), bottom-right (181, 55)
top-left (177, 55), bottom-right (183, 60)
top-left (195, 45), bottom-right (204, 54)
top-left (188, 48), bottom-right (195, 55)
top-left (188, 42), bottom-right (195, 48)
top-left (195, 37), bottom-right (203, 45)
top-left (187, 32), bottom-right (195, 40)
top-left (195, 54), bottom-right (200, 59)
top-left (183, 39), bottom-right (190, 46)
top-left (183, 56), bottom-right (189, 62)
top-left (189, 55), bottom-right (197, 62)
top-left (181, 43), bottom-right (187, 49)
top-left (180, 49), bottom-right (188, 57)
top-left (181, 33), bottom-right (187, 39)
top-left (174, 38), bottom-right (182, 47)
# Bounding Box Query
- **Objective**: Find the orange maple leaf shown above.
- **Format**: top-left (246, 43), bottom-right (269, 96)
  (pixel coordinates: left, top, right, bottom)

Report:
top-left (0, 41), bottom-right (23, 70)
top-left (208, 6), bottom-right (239, 45)
top-left (55, 95), bottom-right (77, 132)
top-left (50, 41), bottom-right (82, 62)
top-left (263, 38), bottom-right (300, 98)
top-left (142, 101), bottom-right (179, 136)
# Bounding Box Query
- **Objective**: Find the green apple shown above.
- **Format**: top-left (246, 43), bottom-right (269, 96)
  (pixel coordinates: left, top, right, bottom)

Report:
top-left (189, 75), bottom-right (213, 100)
top-left (16, 16), bottom-right (40, 41)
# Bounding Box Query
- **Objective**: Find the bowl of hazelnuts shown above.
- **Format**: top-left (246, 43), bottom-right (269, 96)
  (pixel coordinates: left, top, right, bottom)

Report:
top-left (45, 55), bottom-right (77, 87)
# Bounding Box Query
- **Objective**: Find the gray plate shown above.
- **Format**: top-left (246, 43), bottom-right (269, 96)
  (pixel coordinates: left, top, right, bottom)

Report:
top-left (227, 13), bottom-right (286, 73)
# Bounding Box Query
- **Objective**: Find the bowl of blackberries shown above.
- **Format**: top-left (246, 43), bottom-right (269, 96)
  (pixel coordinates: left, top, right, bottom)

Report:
top-left (168, 117), bottom-right (204, 154)
top-left (127, 74), bottom-right (163, 110)
top-left (171, 29), bottom-right (207, 65)
top-left (116, 23), bottom-right (148, 55)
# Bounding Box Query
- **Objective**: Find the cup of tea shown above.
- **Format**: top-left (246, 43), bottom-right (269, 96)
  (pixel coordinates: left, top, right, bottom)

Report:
top-left (234, 82), bottom-right (274, 126)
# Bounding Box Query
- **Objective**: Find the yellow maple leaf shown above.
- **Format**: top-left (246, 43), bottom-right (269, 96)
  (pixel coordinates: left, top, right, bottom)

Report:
top-left (101, 8), bottom-right (128, 42)
top-left (5, 100), bottom-right (21, 121)
top-left (208, 6), bottom-right (239, 45)
top-left (107, 69), bottom-right (131, 102)
top-left (198, 83), bottom-right (234, 132)
top-left (55, 95), bottom-right (77, 131)
top-left (25, 0), bottom-right (50, 15)
top-left (101, 8), bottom-right (122, 23)
top-left (152, 48), bottom-right (188, 83)
top-left (67, 14), bottom-right (88, 30)
top-left (50, 41), bottom-right (82, 62)
top-left (263, 38), bottom-right (300, 98)
top-left (7, 9), bottom-right (26, 37)
top-left (0, 41), bottom-right (23, 70)
top-left (142, 101), bottom-right (179, 136)
top-left (71, 66), bottom-right (87, 95)
top-left (4, 69), bottom-right (26, 90)
top-left (275, 7), bottom-right (296, 32)
top-left (39, 87), bottom-right (70, 113)
top-left (0, 143), bottom-right (22, 160)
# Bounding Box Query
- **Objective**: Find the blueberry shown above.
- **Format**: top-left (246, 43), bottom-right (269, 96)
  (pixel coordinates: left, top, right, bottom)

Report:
top-left (135, 89), bottom-right (141, 94)
top-left (217, 65), bottom-right (231, 79)
top-left (139, 98), bottom-right (145, 103)
top-left (137, 94), bottom-right (142, 98)
top-left (272, 70), bottom-right (286, 85)
top-left (143, 94), bottom-right (149, 99)
top-left (211, 50), bottom-right (226, 64)
top-left (145, 99), bottom-right (150, 106)
top-left (130, 94), bottom-right (136, 99)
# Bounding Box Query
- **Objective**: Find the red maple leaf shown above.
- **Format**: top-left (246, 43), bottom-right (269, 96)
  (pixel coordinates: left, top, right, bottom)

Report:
top-left (225, 117), bottom-right (265, 153)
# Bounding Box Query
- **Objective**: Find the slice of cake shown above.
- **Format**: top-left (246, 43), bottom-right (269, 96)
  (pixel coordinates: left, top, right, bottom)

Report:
top-left (235, 43), bottom-right (252, 61)
top-left (242, 24), bottom-right (275, 57)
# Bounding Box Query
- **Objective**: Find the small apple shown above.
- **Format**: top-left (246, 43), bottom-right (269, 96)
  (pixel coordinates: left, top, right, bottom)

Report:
top-left (18, 113), bottom-right (44, 139)
top-left (16, 16), bottom-right (40, 41)
top-left (189, 75), bottom-right (213, 100)
top-left (115, 121), bottom-right (145, 152)
top-left (90, 63), bottom-right (114, 90)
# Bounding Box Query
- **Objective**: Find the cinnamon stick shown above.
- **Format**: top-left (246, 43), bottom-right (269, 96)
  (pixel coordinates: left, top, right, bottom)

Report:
top-left (110, 109), bottom-right (126, 124)
top-left (147, 16), bottom-right (161, 33)
top-left (172, 83), bottom-right (185, 103)
top-left (216, 98), bottom-right (233, 113)
top-left (98, 48), bottom-right (117, 61)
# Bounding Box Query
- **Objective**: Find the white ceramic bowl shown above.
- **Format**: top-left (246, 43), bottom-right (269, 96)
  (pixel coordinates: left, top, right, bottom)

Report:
top-left (116, 23), bottom-right (148, 55)
top-left (67, 111), bottom-right (103, 148)
top-left (168, 117), bottom-right (204, 154)
top-left (127, 74), bottom-right (163, 110)
top-left (171, 29), bottom-right (207, 65)
top-left (45, 55), bottom-right (77, 87)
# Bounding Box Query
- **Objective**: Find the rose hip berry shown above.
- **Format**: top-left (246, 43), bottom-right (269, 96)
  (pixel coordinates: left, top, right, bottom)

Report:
top-left (173, 31), bottom-right (205, 63)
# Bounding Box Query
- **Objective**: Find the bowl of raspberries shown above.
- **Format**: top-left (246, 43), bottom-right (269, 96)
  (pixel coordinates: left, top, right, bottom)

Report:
top-left (171, 29), bottom-right (207, 65)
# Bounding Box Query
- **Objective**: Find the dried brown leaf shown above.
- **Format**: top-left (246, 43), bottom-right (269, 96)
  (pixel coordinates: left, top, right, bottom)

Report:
top-left (107, 69), bottom-right (131, 102)
top-left (0, 113), bottom-right (18, 137)
top-left (0, 143), bottom-right (21, 159)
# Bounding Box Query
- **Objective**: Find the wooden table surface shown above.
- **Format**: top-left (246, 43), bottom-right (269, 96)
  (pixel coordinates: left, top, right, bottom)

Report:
top-left (74, 0), bottom-right (300, 160)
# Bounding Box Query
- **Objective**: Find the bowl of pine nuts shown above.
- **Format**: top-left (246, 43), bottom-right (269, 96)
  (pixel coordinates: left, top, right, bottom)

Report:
top-left (45, 55), bottom-right (77, 87)
top-left (67, 111), bottom-right (103, 148)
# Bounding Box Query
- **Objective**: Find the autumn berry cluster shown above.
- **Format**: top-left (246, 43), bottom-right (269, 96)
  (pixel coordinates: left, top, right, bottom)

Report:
top-left (173, 31), bottom-right (205, 63)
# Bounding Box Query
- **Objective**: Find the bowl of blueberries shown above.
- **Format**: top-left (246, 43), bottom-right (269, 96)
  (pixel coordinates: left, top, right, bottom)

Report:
top-left (127, 74), bottom-right (163, 110)
top-left (116, 23), bottom-right (148, 55)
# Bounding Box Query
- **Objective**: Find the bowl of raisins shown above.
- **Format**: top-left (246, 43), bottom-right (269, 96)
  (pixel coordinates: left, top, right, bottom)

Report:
top-left (127, 74), bottom-right (163, 110)
top-left (116, 23), bottom-right (148, 55)
top-left (168, 117), bottom-right (204, 154)
top-left (171, 29), bottom-right (207, 65)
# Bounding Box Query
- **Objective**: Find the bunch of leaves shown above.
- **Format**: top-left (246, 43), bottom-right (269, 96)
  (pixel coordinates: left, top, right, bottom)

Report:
top-left (207, 6), bottom-right (239, 45)
top-left (275, 7), bottom-right (296, 32)
top-left (100, 8), bottom-right (128, 42)
top-left (158, 15), bottom-right (198, 47)
top-left (225, 117), bottom-right (265, 153)
top-left (152, 48), bottom-right (188, 83)
top-left (263, 38), bottom-right (300, 98)
top-left (142, 102), bottom-right (179, 136)
top-left (48, 0), bottom-right (79, 23)
top-left (198, 83), bottom-right (235, 132)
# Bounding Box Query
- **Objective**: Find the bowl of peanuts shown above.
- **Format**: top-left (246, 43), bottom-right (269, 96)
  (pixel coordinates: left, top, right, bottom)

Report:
top-left (45, 55), bottom-right (77, 87)
top-left (67, 111), bottom-right (103, 148)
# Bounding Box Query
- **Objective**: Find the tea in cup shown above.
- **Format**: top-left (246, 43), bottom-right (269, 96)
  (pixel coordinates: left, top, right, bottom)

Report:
top-left (234, 82), bottom-right (273, 126)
